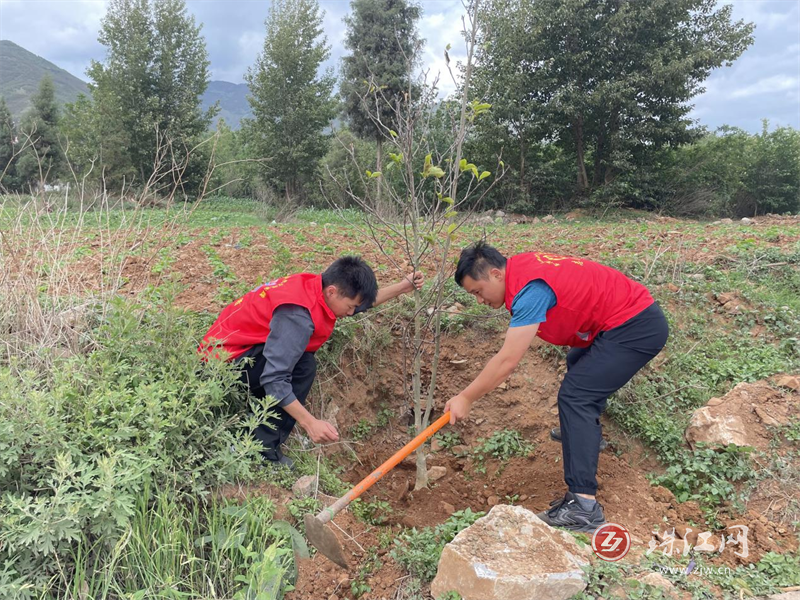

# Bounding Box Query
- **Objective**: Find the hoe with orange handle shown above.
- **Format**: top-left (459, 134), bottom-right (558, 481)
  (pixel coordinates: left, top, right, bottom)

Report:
top-left (305, 412), bottom-right (451, 568)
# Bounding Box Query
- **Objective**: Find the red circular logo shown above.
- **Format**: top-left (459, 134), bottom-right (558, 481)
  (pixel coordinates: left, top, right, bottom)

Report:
top-left (591, 523), bottom-right (631, 561)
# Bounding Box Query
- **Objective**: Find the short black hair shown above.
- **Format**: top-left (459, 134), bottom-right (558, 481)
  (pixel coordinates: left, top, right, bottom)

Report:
top-left (455, 241), bottom-right (507, 286)
top-left (321, 256), bottom-right (378, 306)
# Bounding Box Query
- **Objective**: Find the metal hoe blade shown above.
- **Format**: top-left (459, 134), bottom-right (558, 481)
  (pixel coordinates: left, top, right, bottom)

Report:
top-left (303, 413), bottom-right (452, 569)
top-left (305, 513), bottom-right (349, 568)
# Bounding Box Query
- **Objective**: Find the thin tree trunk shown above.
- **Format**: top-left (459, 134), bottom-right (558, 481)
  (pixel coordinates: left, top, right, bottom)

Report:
top-left (375, 138), bottom-right (383, 214)
top-left (414, 0), bottom-right (482, 490)
top-left (519, 135), bottom-right (526, 202)
top-left (574, 116), bottom-right (588, 193)
top-left (592, 130), bottom-right (604, 188)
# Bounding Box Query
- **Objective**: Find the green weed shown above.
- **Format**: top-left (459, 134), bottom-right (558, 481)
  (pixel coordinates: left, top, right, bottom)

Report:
top-left (392, 509), bottom-right (484, 581)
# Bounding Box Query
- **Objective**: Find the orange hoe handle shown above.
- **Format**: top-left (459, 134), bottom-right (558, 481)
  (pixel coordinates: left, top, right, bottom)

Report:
top-left (315, 412), bottom-right (451, 525)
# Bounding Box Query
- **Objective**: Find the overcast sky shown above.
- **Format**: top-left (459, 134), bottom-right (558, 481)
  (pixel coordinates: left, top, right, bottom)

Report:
top-left (0, 0), bottom-right (798, 133)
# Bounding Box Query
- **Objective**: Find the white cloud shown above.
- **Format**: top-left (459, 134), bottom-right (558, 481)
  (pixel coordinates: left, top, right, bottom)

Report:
top-left (417, 2), bottom-right (470, 97)
top-left (1, 0), bottom-right (797, 131)
top-left (731, 75), bottom-right (799, 98)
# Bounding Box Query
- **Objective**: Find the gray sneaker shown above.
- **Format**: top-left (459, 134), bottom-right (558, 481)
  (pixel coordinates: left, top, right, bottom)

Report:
top-left (535, 492), bottom-right (606, 533)
top-left (550, 427), bottom-right (609, 451)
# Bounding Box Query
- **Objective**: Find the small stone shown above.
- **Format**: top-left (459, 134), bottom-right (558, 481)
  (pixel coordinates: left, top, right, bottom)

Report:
top-left (451, 445), bottom-right (468, 455)
top-left (487, 495), bottom-right (500, 506)
top-left (498, 381), bottom-right (509, 390)
top-left (495, 210), bottom-right (506, 218)
top-left (667, 283), bottom-right (679, 292)
top-left (431, 438), bottom-right (443, 452)
top-left (689, 273), bottom-right (705, 281)
top-left (741, 217), bottom-right (753, 224)
top-left (542, 214), bottom-right (555, 223)
top-left (396, 478), bottom-right (410, 501)
top-left (685, 406), bottom-right (749, 449)
top-left (775, 375), bottom-right (800, 391)
top-left (428, 466), bottom-right (447, 482)
top-left (441, 501), bottom-right (456, 514)
top-left (475, 418), bottom-right (485, 425)
top-left (640, 573), bottom-right (675, 590)
top-left (310, 222), bottom-right (317, 226)
top-left (328, 595), bottom-right (339, 600)
top-left (720, 218), bottom-right (733, 224)
top-left (292, 475), bottom-right (318, 498)
top-left (754, 406), bottom-right (780, 427)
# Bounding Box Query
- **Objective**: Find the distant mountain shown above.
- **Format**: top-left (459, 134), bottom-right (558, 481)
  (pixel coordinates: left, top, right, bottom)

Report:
top-left (0, 40), bottom-right (89, 120)
top-left (203, 80), bottom-right (252, 130)
top-left (0, 40), bottom-right (254, 130)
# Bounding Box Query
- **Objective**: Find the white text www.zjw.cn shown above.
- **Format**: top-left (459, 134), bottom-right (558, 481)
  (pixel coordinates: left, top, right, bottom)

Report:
top-left (657, 565), bottom-right (732, 576)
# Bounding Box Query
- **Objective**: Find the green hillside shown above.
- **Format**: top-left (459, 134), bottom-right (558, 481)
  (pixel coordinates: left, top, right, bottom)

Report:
top-left (0, 40), bottom-right (89, 121)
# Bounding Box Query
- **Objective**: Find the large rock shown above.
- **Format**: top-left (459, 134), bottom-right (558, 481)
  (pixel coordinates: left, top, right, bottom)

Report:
top-left (430, 505), bottom-right (589, 600)
top-left (685, 381), bottom-right (798, 451)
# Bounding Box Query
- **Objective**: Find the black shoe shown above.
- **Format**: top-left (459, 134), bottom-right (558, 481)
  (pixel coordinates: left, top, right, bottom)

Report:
top-left (550, 427), bottom-right (609, 451)
top-left (535, 492), bottom-right (606, 533)
top-left (263, 448), bottom-right (295, 470)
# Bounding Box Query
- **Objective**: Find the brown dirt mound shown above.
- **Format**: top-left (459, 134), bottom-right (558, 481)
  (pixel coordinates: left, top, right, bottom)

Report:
top-left (276, 331), bottom-right (798, 598)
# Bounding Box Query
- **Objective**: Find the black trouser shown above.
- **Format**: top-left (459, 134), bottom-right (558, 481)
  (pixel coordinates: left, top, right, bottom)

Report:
top-left (558, 302), bottom-right (669, 495)
top-left (237, 345), bottom-right (317, 460)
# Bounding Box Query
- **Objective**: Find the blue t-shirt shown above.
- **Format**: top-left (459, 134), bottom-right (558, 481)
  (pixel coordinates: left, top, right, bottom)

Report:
top-left (509, 279), bottom-right (557, 327)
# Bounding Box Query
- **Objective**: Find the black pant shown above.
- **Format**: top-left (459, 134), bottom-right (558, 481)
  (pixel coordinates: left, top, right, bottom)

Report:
top-left (557, 302), bottom-right (669, 495)
top-left (237, 345), bottom-right (317, 460)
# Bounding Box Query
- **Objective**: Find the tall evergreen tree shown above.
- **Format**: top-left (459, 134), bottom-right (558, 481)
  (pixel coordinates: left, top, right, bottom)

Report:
top-left (340, 0), bottom-right (421, 202)
top-left (244, 0), bottom-right (337, 201)
top-left (16, 76), bottom-right (62, 189)
top-left (473, 0), bottom-right (754, 196)
top-left (0, 96), bottom-right (19, 191)
top-left (87, 0), bottom-right (214, 186)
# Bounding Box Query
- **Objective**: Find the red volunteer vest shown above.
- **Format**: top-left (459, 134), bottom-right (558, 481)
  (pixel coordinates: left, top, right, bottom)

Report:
top-left (199, 273), bottom-right (336, 361)
top-left (504, 253), bottom-right (654, 348)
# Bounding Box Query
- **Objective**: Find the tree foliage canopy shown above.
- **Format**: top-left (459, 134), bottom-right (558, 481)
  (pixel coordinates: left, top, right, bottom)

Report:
top-left (244, 0), bottom-right (337, 200)
top-left (473, 0), bottom-right (755, 194)
top-left (86, 0), bottom-right (214, 184)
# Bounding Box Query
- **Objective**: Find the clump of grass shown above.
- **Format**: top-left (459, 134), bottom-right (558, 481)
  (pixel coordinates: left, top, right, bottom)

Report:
top-left (472, 429), bottom-right (535, 474)
top-left (392, 509), bottom-right (484, 581)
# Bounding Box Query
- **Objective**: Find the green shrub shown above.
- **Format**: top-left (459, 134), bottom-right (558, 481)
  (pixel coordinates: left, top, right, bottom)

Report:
top-left (392, 509), bottom-right (484, 581)
top-left (649, 444), bottom-right (753, 524)
top-left (0, 291), bottom-right (271, 594)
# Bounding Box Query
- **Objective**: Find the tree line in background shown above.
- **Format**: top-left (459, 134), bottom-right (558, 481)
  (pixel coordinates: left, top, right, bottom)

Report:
top-left (0, 0), bottom-right (798, 217)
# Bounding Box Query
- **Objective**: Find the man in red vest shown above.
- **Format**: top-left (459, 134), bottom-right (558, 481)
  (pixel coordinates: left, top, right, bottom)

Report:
top-left (444, 242), bottom-right (668, 532)
top-left (201, 256), bottom-right (423, 467)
